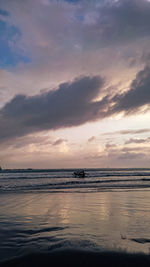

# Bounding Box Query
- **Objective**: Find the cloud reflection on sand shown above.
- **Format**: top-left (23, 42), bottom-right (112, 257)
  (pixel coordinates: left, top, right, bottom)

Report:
top-left (1, 189), bottom-right (150, 260)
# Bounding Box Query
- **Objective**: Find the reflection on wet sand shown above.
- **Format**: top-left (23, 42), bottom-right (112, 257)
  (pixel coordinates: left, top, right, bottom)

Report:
top-left (0, 190), bottom-right (150, 256)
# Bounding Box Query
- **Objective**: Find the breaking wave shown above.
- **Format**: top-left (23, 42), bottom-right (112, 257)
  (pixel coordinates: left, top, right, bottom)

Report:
top-left (1, 168), bottom-right (150, 193)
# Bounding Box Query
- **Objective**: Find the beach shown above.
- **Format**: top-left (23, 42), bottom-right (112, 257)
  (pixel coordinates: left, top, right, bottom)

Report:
top-left (1, 169), bottom-right (150, 266)
top-left (1, 0), bottom-right (150, 265)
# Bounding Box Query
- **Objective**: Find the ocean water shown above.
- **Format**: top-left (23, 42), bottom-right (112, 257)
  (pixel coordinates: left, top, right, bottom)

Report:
top-left (1, 168), bottom-right (150, 266)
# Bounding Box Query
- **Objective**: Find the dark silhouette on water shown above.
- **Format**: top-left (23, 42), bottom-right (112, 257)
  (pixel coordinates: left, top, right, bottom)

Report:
top-left (73, 170), bottom-right (85, 178)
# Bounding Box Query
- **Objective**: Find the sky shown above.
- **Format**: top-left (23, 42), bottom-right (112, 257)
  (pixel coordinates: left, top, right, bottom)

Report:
top-left (0, 0), bottom-right (150, 169)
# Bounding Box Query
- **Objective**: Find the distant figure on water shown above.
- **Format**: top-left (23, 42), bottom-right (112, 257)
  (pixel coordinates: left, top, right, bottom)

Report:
top-left (73, 170), bottom-right (85, 178)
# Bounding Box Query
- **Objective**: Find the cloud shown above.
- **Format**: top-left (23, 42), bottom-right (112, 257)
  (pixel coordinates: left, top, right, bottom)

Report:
top-left (104, 128), bottom-right (150, 136)
top-left (1, 64), bottom-right (150, 143)
top-left (88, 136), bottom-right (96, 142)
top-left (1, 0), bottom-right (150, 169)
top-left (119, 128), bottom-right (150, 135)
top-left (68, 0), bottom-right (150, 50)
top-left (83, 142), bottom-right (149, 168)
top-left (1, 0), bottom-right (150, 107)
top-left (2, 0), bottom-right (150, 58)
top-left (105, 143), bottom-right (117, 149)
top-left (53, 138), bottom-right (67, 146)
top-left (117, 151), bottom-right (145, 160)
top-left (0, 75), bottom-right (106, 141)
top-left (125, 137), bottom-right (150, 144)
top-left (112, 66), bottom-right (150, 114)
top-left (3, 134), bottom-right (53, 149)
top-left (98, 0), bottom-right (150, 45)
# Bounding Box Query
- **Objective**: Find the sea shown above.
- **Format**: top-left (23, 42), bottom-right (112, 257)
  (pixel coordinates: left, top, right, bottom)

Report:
top-left (1, 168), bottom-right (150, 266)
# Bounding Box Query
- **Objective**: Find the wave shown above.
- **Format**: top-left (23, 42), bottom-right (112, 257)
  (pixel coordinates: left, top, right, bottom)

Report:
top-left (13, 226), bottom-right (69, 236)
top-left (2, 171), bottom-right (150, 180)
top-left (1, 168), bottom-right (150, 193)
top-left (121, 235), bottom-right (150, 244)
top-left (130, 238), bottom-right (150, 244)
top-left (1, 178), bottom-right (150, 192)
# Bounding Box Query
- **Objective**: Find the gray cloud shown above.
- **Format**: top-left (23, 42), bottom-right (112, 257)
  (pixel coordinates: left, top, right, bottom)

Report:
top-left (119, 129), bottom-right (150, 135)
top-left (104, 0), bottom-right (150, 43)
top-left (1, 64), bottom-right (150, 142)
top-left (117, 151), bottom-right (145, 160)
top-left (0, 133), bottom-right (55, 149)
top-left (0, 75), bottom-right (107, 141)
top-left (53, 138), bottom-right (67, 146)
top-left (84, 144), bottom-right (149, 168)
top-left (125, 137), bottom-right (150, 144)
top-left (76, 0), bottom-right (150, 50)
top-left (2, 0), bottom-right (150, 56)
top-left (112, 66), bottom-right (150, 114)
top-left (103, 128), bottom-right (150, 136)
top-left (105, 143), bottom-right (117, 150)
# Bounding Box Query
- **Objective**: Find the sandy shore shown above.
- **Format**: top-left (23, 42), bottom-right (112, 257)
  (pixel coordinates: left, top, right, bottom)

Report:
top-left (1, 190), bottom-right (150, 264)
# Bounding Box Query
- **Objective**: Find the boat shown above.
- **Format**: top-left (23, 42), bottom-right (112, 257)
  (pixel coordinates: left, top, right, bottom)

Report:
top-left (73, 170), bottom-right (85, 178)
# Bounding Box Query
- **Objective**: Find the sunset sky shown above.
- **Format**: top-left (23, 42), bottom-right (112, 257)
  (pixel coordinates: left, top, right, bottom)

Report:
top-left (0, 0), bottom-right (150, 169)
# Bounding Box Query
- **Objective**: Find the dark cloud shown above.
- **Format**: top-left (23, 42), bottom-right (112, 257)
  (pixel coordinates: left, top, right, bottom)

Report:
top-left (1, 63), bottom-right (150, 142)
top-left (3, 0), bottom-right (150, 59)
top-left (79, 0), bottom-right (150, 49)
top-left (0, 75), bottom-right (107, 141)
top-left (112, 66), bottom-right (150, 114)
top-left (104, 0), bottom-right (150, 43)
top-left (100, 65), bottom-right (150, 118)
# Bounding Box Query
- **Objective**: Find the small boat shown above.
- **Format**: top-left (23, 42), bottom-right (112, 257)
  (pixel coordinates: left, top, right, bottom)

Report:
top-left (73, 170), bottom-right (85, 178)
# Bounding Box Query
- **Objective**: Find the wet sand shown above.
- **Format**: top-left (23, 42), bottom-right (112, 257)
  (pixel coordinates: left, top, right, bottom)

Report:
top-left (1, 190), bottom-right (150, 265)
